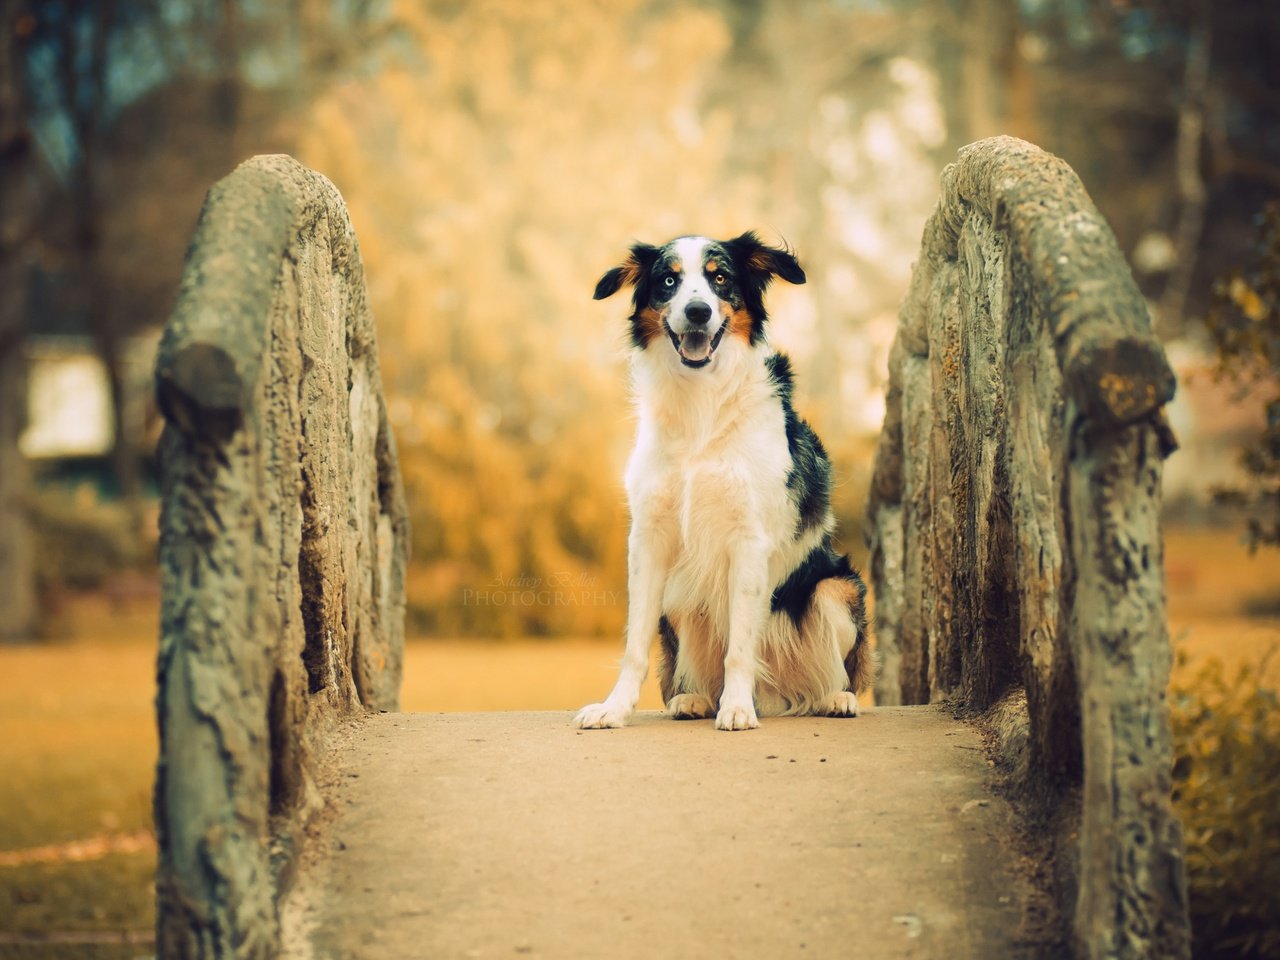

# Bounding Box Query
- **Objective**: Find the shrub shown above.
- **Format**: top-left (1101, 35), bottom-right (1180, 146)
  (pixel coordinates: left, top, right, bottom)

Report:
top-left (1170, 648), bottom-right (1280, 959)
top-left (30, 485), bottom-right (144, 594)
top-left (1206, 201), bottom-right (1280, 553)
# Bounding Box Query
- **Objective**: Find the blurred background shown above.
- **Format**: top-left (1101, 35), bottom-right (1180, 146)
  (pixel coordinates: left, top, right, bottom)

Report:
top-left (0, 0), bottom-right (1277, 956)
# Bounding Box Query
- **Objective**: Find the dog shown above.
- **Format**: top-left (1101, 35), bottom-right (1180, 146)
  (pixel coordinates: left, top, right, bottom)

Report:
top-left (574, 232), bottom-right (873, 731)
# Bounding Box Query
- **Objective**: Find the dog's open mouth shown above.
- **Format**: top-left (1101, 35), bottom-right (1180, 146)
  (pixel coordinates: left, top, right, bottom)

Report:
top-left (667, 324), bottom-right (727, 368)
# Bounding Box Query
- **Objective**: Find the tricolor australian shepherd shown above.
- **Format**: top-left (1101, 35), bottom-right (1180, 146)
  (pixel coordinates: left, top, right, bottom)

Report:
top-left (575, 232), bottom-right (874, 731)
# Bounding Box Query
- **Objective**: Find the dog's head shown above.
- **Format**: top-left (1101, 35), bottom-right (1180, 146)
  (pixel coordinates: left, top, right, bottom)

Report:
top-left (593, 233), bottom-right (805, 369)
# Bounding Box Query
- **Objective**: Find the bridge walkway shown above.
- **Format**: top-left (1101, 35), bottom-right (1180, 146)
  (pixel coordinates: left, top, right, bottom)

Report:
top-left (282, 707), bottom-right (1031, 960)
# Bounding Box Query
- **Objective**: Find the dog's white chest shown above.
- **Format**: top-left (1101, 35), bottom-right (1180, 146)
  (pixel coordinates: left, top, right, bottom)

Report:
top-left (628, 399), bottom-right (793, 624)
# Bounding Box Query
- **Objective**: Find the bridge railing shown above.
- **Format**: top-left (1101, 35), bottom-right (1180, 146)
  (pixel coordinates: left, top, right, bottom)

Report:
top-left (153, 155), bottom-right (409, 959)
top-left (868, 136), bottom-right (1189, 959)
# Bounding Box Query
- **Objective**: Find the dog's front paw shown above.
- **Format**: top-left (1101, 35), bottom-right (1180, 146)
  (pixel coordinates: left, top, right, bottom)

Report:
top-left (715, 701), bottom-right (759, 731)
top-left (821, 691), bottom-right (860, 717)
top-left (666, 693), bottom-right (715, 720)
top-left (574, 702), bottom-right (631, 729)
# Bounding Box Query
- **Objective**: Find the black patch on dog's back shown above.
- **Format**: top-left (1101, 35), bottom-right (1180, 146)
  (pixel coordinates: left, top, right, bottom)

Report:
top-left (766, 352), bottom-right (832, 536)
top-left (765, 352), bottom-right (794, 401)
top-left (770, 539), bottom-right (864, 629)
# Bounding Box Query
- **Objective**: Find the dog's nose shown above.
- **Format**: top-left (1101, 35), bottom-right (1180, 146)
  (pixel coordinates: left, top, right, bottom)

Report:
top-left (684, 301), bottom-right (712, 327)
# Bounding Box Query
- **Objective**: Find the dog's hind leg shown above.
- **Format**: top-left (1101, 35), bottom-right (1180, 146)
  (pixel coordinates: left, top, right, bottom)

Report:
top-left (666, 693), bottom-right (716, 719)
top-left (657, 615), bottom-right (679, 703)
top-left (659, 615), bottom-right (716, 720)
top-left (808, 574), bottom-right (875, 717)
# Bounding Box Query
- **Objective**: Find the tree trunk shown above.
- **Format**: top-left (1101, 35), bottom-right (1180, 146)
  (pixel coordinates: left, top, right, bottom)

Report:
top-left (1159, 0), bottom-right (1212, 333)
top-left (0, 330), bottom-right (36, 644)
top-left (93, 308), bottom-right (146, 532)
top-left (215, 0), bottom-right (242, 169)
top-left (75, 173), bottom-right (145, 534)
top-left (0, 0), bottom-right (38, 643)
top-left (58, 0), bottom-right (144, 538)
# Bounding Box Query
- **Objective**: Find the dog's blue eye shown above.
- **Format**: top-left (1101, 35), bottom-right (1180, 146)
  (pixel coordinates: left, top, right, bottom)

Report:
top-left (664, 276), bottom-right (676, 287)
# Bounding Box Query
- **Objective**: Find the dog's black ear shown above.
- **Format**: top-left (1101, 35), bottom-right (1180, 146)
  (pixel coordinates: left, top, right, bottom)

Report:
top-left (593, 242), bottom-right (660, 300)
top-left (593, 267), bottom-right (628, 300)
top-left (725, 231), bottom-right (806, 286)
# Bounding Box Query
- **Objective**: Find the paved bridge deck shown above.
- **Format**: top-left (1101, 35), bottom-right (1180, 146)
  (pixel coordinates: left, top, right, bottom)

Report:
top-left (282, 706), bottom-right (1030, 959)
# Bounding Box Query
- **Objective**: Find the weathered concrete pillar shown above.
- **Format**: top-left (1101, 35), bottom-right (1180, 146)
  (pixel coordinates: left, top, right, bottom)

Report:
top-left (153, 155), bottom-right (408, 959)
top-left (868, 136), bottom-right (1189, 959)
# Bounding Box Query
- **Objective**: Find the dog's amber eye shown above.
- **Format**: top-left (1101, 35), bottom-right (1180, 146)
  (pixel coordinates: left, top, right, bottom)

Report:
top-left (714, 274), bottom-right (727, 286)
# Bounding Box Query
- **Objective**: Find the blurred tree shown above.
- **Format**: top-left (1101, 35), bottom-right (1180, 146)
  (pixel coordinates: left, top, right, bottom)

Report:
top-left (1159, 0), bottom-right (1212, 333)
top-left (11, 0), bottom-right (387, 542)
top-left (945, 0), bottom-right (1031, 149)
top-left (296, 0), bottom-right (1017, 636)
top-left (1207, 201), bottom-right (1280, 551)
top-left (713, 2), bottom-right (937, 409)
top-left (0, 2), bottom-right (39, 642)
top-left (22, 0), bottom-right (158, 532)
top-left (213, 0), bottom-right (242, 167)
top-left (7, 0), bottom-right (1277, 638)
top-left (1014, 0), bottom-right (1280, 332)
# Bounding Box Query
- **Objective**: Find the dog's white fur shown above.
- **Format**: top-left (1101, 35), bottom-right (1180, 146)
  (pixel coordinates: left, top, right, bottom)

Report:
top-left (575, 236), bottom-right (866, 731)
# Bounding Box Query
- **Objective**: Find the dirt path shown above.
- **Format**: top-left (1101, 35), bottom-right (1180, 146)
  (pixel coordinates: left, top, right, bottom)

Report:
top-left (282, 706), bottom-right (1030, 960)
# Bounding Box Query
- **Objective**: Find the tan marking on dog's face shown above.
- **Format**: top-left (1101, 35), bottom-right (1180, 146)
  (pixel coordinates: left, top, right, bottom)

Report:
top-left (705, 259), bottom-right (718, 273)
top-left (721, 302), bottom-right (753, 343)
top-left (635, 306), bottom-right (666, 346)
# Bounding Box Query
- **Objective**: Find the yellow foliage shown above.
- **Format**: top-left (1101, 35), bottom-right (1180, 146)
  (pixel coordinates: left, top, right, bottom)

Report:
top-left (1228, 276), bottom-right (1267, 324)
top-left (294, 1), bottom-right (898, 635)
top-left (1171, 650), bottom-right (1280, 959)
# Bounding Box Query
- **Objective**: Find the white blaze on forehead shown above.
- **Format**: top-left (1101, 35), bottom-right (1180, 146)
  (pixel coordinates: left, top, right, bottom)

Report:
top-left (668, 236), bottom-right (719, 331)
top-left (673, 235), bottom-right (711, 273)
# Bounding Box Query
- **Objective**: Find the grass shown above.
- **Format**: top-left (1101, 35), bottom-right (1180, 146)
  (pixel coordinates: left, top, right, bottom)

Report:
top-left (1, 853), bottom-right (155, 941)
top-left (0, 601), bottom-right (158, 956)
top-left (1167, 524), bottom-right (1280, 683)
top-left (402, 638), bottom-right (665, 712)
top-left (0, 523), bottom-right (1276, 955)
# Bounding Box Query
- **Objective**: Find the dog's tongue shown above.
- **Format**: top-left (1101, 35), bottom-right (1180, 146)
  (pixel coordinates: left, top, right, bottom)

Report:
top-left (679, 331), bottom-right (712, 362)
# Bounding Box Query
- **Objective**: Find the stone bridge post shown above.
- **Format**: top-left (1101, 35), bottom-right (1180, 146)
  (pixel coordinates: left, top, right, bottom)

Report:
top-left (868, 136), bottom-right (1190, 959)
top-left (152, 155), bottom-right (408, 959)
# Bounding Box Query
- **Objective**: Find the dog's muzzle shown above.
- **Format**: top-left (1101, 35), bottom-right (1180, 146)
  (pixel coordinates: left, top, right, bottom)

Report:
top-left (668, 300), bottom-right (725, 368)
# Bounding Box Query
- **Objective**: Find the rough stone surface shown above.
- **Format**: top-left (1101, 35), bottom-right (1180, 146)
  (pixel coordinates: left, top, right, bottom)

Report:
top-left (154, 154), bottom-right (408, 960)
top-left (282, 709), bottom-right (1031, 960)
top-left (867, 137), bottom-right (1189, 958)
